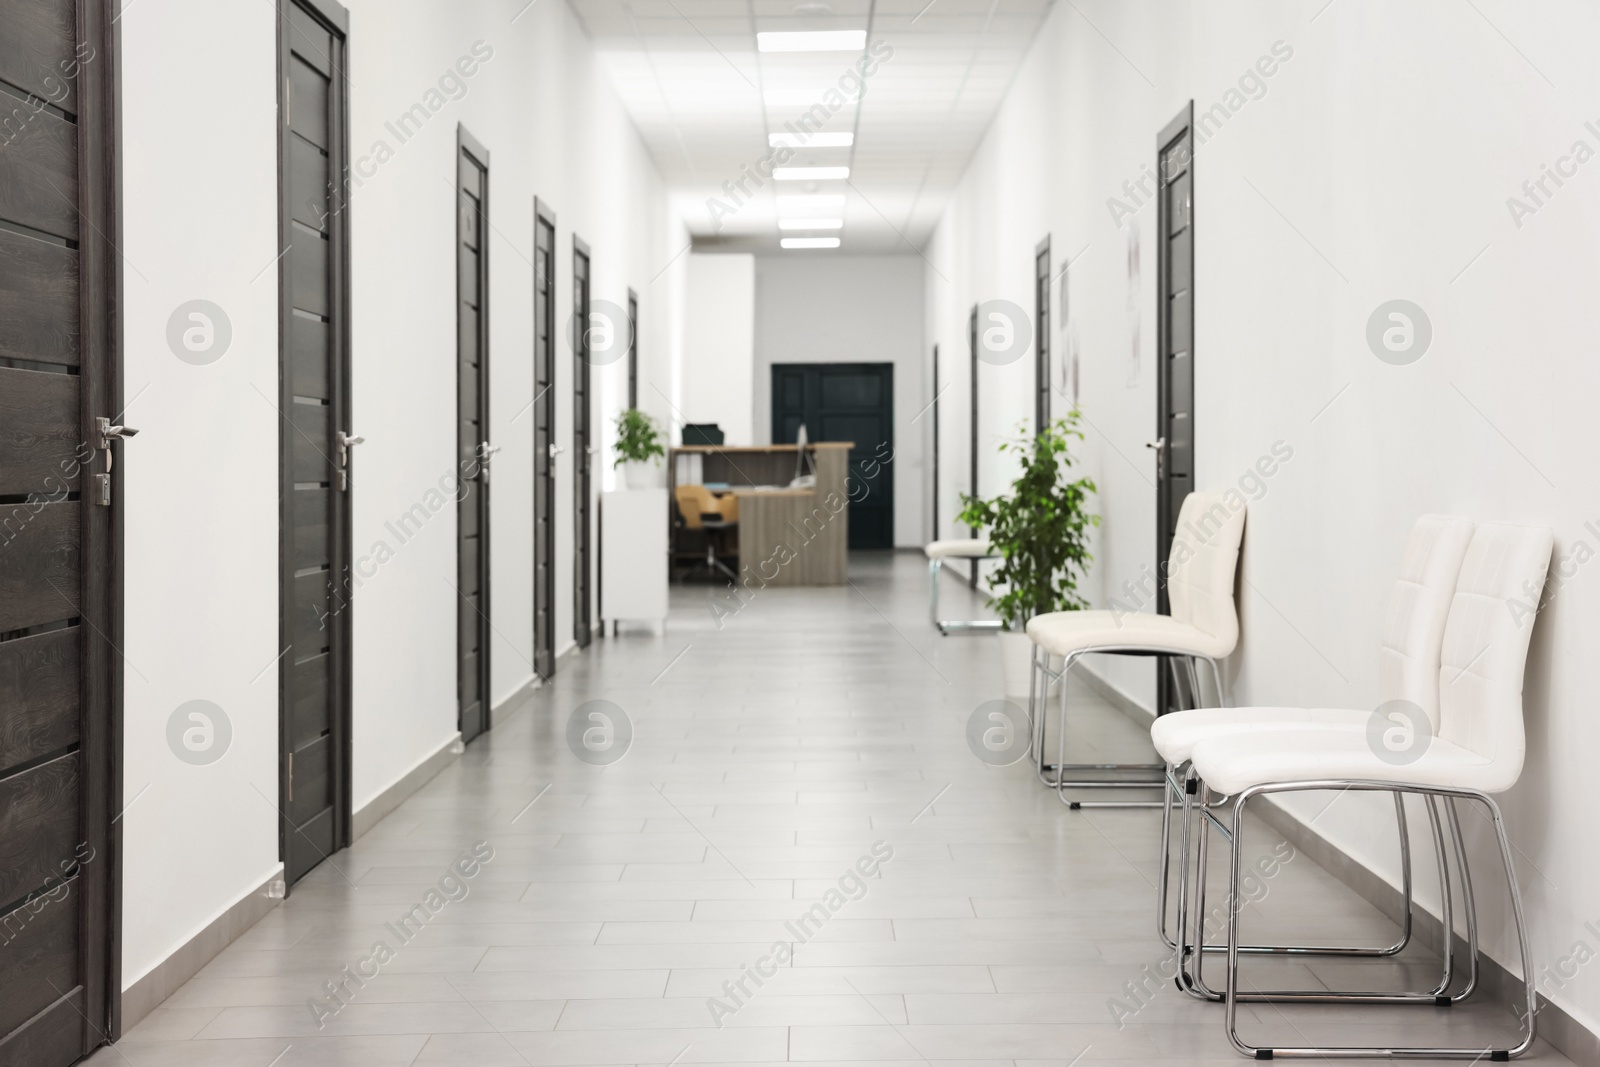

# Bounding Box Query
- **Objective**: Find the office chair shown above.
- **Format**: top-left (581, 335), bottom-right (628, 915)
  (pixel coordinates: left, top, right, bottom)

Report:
top-left (674, 483), bottom-right (739, 583)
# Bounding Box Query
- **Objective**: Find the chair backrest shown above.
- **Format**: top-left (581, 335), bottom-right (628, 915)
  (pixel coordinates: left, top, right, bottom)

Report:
top-left (674, 484), bottom-right (713, 530)
top-left (1437, 522), bottom-right (1553, 786)
top-left (1378, 515), bottom-right (1474, 728)
top-left (1165, 490), bottom-right (1247, 649)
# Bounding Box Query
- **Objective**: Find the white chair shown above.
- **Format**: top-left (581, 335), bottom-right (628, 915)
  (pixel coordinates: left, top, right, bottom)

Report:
top-left (925, 538), bottom-right (1000, 633)
top-left (1151, 514), bottom-right (1474, 963)
top-left (1025, 490), bottom-right (1245, 806)
top-left (1187, 521), bottom-right (1552, 1060)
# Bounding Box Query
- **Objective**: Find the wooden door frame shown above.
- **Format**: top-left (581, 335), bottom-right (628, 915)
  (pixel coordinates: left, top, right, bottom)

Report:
top-left (1034, 235), bottom-right (1050, 436)
top-left (1155, 100), bottom-right (1194, 715)
top-left (930, 344), bottom-right (939, 538)
top-left (966, 305), bottom-right (978, 588)
top-left (275, 0), bottom-right (353, 888)
top-left (84, 0), bottom-right (123, 1044)
top-left (570, 236), bottom-right (592, 648)
top-left (532, 198), bottom-right (557, 679)
top-left (626, 287), bottom-right (638, 410)
top-left (456, 123), bottom-right (491, 739)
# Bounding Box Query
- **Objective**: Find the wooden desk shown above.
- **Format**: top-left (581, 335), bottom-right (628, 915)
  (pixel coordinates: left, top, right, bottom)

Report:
top-left (670, 443), bottom-right (852, 586)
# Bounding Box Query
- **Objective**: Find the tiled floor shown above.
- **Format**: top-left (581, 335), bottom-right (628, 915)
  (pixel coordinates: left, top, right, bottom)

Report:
top-left (93, 552), bottom-right (1574, 1065)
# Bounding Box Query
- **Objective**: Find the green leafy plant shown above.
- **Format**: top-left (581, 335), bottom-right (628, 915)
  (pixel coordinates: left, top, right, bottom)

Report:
top-left (613, 408), bottom-right (665, 467)
top-left (956, 411), bottom-right (1100, 630)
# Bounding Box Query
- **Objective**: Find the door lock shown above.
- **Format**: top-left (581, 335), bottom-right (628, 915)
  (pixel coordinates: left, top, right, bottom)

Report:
top-left (93, 417), bottom-right (139, 506)
top-left (337, 430), bottom-right (364, 491)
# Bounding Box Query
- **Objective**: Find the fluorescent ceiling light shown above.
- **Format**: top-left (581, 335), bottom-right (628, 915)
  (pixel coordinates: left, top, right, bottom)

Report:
top-left (757, 30), bottom-right (866, 52)
top-left (781, 237), bottom-right (841, 249)
top-left (769, 132), bottom-right (854, 148)
top-left (764, 88), bottom-right (836, 106)
top-left (774, 166), bottom-right (849, 181)
top-left (777, 194), bottom-right (846, 211)
top-left (779, 218), bottom-right (843, 230)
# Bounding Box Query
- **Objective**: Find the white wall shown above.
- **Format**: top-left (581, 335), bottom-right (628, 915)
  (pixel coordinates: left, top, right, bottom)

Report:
top-left (118, 0), bottom-right (684, 991)
top-left (681, 253), bottom-right (755, 445)
top-left (120, 0), bottom-right (282, 994)
top-left (928, 0), bottom-right (1600, 1037)
top-left (753, 254), bottom-right (927, 547)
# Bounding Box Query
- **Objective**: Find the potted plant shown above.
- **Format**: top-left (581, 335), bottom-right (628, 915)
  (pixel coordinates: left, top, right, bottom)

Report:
top-left (957, 411), bottom-right (1100, 698)
top-left (613, 408), bottom-right (666, 489)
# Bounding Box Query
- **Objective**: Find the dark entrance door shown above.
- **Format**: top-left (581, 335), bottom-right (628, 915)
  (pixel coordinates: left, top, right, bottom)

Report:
top-left (0, 0), bottom-right (119, 1057)
top-left (771, 363), bottom-right (894, 549)
top-left (1155, 101), bottom-right (1195, 716)
top-left (532, 201), bottom-right (556, 679)
top-left (457, 127), bottom-right (492, 742)
top-left (571, 239), bottom-right (593, 648)
top-left (278, 0), bottom-right (353, 888)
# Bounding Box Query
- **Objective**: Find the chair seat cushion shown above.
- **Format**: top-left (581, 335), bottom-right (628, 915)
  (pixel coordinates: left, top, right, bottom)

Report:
top-left (1151, 707), bottom-right (1372, 764)
top-left (1025, 610), bottom-right (1232, 659)
top-left (925, 538), bottom-right (993, 560)
top-left (1189, 730), bottom-right (1511, 797)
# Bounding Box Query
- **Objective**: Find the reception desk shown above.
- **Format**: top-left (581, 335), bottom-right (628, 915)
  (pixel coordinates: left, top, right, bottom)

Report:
top-left (670, 443), bottom-right (852, 586)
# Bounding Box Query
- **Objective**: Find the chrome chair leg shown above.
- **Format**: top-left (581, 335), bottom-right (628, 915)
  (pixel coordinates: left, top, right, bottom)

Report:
top-left (1181, 787), bottom-right (1444, 1003)
top-left (1221, 783), bottom-right (1536, 1059)
top-left (1052, 651), bottom-right (1180, 810)
top-left (929, 555), bottom-right (1002, 634)
top-left (1445, 797), bottom-right (1482, 1001)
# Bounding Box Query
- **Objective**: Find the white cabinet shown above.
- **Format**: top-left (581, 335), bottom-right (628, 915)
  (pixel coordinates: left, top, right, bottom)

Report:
top-left (600, 489), bottom-right (668, 630)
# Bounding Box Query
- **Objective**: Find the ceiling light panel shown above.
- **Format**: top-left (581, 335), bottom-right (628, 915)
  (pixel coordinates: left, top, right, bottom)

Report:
top-left (758, 30), bottom-right (866, 52)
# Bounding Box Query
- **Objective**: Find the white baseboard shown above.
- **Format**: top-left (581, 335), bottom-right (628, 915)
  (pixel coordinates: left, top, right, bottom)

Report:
top-left (120, 867), bottom-right (284, 1034)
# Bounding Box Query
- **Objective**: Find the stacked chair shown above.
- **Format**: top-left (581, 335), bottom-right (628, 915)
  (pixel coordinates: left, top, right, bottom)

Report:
top-left (1150, 511), bottom-right (1552, 1059)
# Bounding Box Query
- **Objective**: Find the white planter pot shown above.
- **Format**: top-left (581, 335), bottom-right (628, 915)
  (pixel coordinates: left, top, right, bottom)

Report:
top-left (997, 629), bottom-right (1060, 702)
top-left (620, 459), bottom-right (660, 490)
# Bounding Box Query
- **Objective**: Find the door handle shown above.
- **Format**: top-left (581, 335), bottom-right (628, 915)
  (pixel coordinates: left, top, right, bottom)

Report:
top-left (1146, 437), bottom-right (1165, 480)
top-left (549, 443), bottom-right (566, 461)
top-left (477, 441), bottom-right (500, 483)
top-left (93, 417), bottom-right (139, 506)
top-left (337, 430), bottom-right (364, 491)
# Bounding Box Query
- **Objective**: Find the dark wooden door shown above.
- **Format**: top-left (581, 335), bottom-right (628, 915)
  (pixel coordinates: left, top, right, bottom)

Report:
top-left (571, 239), bottom-right (592, 648)
top-left (930, 345), bottom-right (939, 536)
top-left (1035, 237), bottom-right (1051, 434)
top-left (0, 0), bottom-right (119, 1057)
top-left (626, 288), bottom-right (638, 409)
top-left (771, 363), bottom-right (894, 550)
top-left (1155, 101), bottom-right (1195, 715)
top-left (967, 306), bottom-right (978, 587)
top-left (457, 128), bottom-right (491, 742)
top-left (278, 0), bottom-right (353, 889)
top-left (532, 202), bottom-right (556, 679)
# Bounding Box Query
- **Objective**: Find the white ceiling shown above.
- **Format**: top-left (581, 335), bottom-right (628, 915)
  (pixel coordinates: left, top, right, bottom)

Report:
top-left (570, 0), bottom-right (1055, 254)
